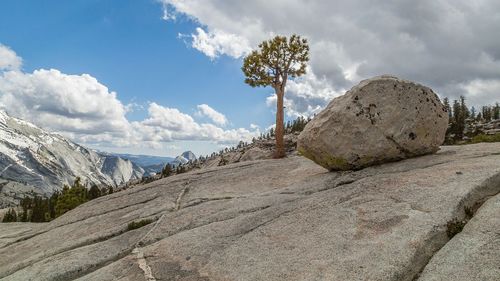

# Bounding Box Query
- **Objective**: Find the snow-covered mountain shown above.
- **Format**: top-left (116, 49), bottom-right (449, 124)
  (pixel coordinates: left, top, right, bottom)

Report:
top-left (0, 111), bottom-right (144, 205)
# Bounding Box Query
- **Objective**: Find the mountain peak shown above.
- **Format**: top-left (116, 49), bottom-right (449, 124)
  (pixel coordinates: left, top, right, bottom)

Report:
top-left (181, 151), bottom-right (196, 161)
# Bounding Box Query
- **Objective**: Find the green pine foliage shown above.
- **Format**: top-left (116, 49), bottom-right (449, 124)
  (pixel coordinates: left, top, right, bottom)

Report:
top-left (176, 165), bottom-right (186, 174)
top-left (258, 116), bottom-right (311, 141)
top-left (242, 35), bottom-right (309, 158)
top-left (3, 177), bottom-right (107, 223)
top-left (55, 177), bottom-right (88, 217)
top-left (162, 163), bottom-right (173, 177)
top-left (444, 96), bottom-right (500, 144)
top-left (285, 116), bottom-right (309, 134)
top-left (218, 156), bottom-right (228, 166)
top-left (2, 208), bottom-right (17, 222)
top-left (18, 194), bottom-right (57, 223)
top-left (88, 184), bottom-right (101, 200)
top-left (127, 218), bottom-right (153, 231)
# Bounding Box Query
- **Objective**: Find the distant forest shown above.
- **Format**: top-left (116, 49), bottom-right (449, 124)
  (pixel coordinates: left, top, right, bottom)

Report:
top-left (442, 96), bottom-right (500, 144)
top-left (2, 177), bottom-right (113, 223)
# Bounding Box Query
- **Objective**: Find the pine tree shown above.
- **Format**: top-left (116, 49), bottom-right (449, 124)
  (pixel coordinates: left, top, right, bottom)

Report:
top-left (31, 195), bottom-right (48, 222)
top-left (88, 185), bottom-right (101, 200)
top-left (460, 96), bottom-right (469, 120)
top-left (48, 191), bottom-right (59, 220)
top-left (218, 156), bottom-right (228, 166)
top-left (2, 208), bottom-right (17, 222)
top-left (19, 196), bottom-right (31, 222)
top-left (476, 112), bottom-right (483, 121)
top-left (176, 164), bottom-right (186, 174)
top-left (470, 106), bottom-right (476, 119)
top-left (443, 97), bottom-right (452, 119)
top-left (482, 106), bottom-right (491, 122)
top-left (494, 102), bottom-right (500, 120)
top-left (55, 178), bottom-right (89, 217)
top-left (242, 35), bottom-right (309, 158)
top-left (451, 99), bottom-right (464, 140)
top-left (162, 163), bottom-right (173, 177)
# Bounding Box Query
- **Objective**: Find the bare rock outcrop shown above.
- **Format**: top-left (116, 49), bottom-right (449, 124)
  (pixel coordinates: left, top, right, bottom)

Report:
top-left (418, 191), bottom-right (500, 281)
top-left (0, 143), bottom-right (499, 281)
top-left (298, 75), bottom-right (449, 170)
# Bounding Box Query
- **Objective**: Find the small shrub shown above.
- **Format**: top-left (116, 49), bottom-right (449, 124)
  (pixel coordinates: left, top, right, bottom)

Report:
top-left (127, 219), bottom-right (153, 231)
top-left (446, 219), bottom-right (466, 238)
top-left (470, 133), bottom-right (500, 144)
top-left (2, 208), bottom-right (17, 222)
top-left (464, 206), bottom-right (474, 219)
top-left (218, 156), bottom-right (228, 166)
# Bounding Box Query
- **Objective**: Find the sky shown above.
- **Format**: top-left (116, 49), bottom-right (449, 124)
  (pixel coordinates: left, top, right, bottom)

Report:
top-left (0, 0), bottom-right (499, 157)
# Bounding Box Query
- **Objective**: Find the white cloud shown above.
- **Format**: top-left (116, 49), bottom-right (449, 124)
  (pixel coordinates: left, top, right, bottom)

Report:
top-left (162, 0), bottom-right (500, 111)
top-left (266, 68), bottom-right (342, 117)
top-left (0, 45), bottom-right (260, 151)
top-left (196, 103), bottom-right (228, 126)
top-left (0, 44), bottom-right (22, 71)
top-left (142, 102), bottom-right (197, 133)
top-left (0, 69), bottom-right (130, 142)
top-left (140, 103), bottom-right (258, 144)
top-left (161, 1), bottom-right (175, 21)
top-left (189, 27), bottom-right (251, 59)
top-left (454, 79), bottom-right (500, 108)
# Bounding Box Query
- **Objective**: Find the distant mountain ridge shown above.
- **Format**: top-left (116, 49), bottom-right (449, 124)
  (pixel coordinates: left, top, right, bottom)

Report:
top-left (110, 153), bottom-right (174, 168)
top-left (108, 153), bottom-right (175, 175)
top-left (0, 111), bottom-right (144, 206)
top-left (109, 152), bottom-right (196, 175)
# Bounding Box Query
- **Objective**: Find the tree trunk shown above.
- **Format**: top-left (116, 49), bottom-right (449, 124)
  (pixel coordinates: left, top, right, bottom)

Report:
top-left (274, 88), bottom-right (285, 158)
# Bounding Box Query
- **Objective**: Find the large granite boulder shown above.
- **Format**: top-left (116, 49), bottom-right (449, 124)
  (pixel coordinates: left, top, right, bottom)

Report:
top-left (297, 75), bottom-right (449, 170)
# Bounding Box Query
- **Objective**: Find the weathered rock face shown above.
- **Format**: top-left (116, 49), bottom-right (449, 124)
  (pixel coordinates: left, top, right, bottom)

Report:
top-left (418, 191), bottom-right (500, 281)
top-left (0, 143), bottom-right (499, 281)
top-left (199, 133), bottom-right (298, 169)
top-left (239, 146), bottom-right (273, 161)
top-left (297, 75), bottom-right (449, 170)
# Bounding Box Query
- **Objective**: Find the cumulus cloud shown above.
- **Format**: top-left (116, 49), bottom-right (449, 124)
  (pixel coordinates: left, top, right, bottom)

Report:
top-left (266, 68), bottom-right (342, 117)
top-left (0, 45), bottom-right (259, 150)
top-left (0, 69), bottom-right (130, 141)
top-left (187, 27), bottom-right (251, 59)
top-left (196, 103), bottom-right (228, 126)
top-left (0, 44), bottom-right (22, 71)
top-left (162, 0), bottom-right (500, 111)
top-left (447, 79), bottom-right (500, 108)
top-left (140, 103), bottom-right (258, 144)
